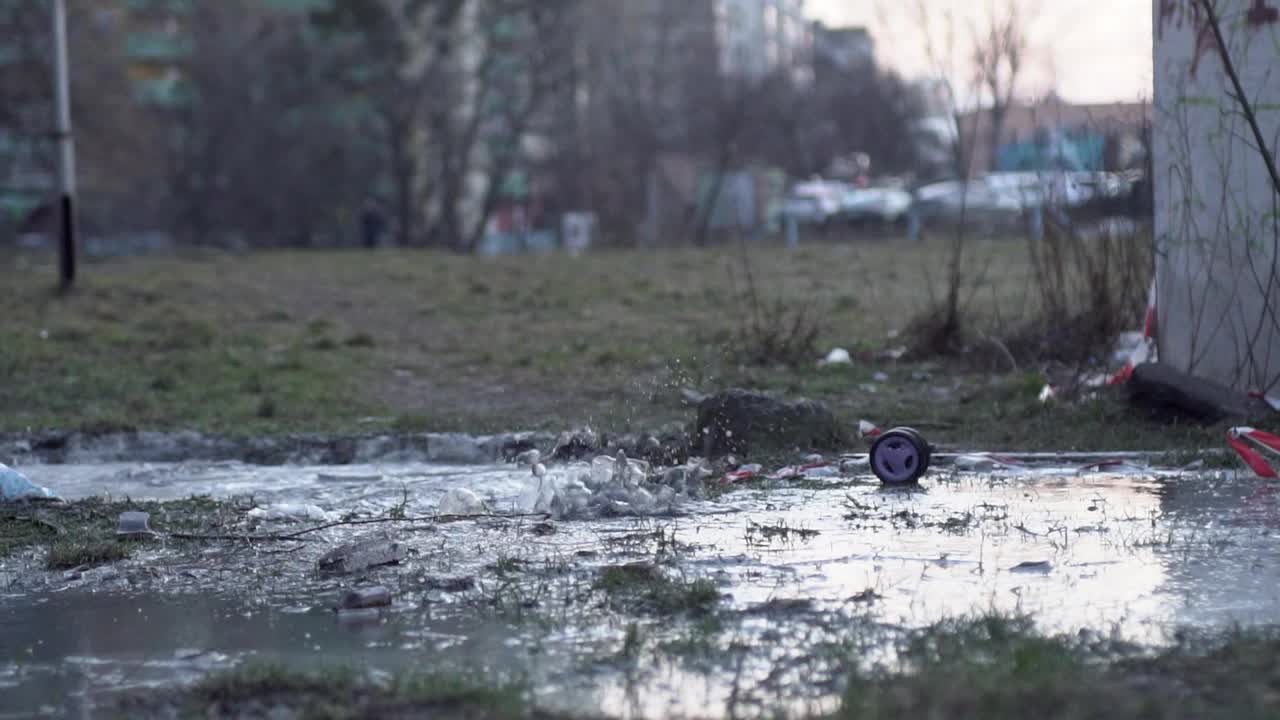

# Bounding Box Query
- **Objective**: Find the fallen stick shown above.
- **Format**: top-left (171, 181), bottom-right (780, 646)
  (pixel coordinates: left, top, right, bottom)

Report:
top-left (167, 512), bottom-right (551, 543)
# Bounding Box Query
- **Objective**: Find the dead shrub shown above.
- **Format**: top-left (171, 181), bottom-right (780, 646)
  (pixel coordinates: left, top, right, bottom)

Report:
top-left (1012, 217), bottom-right (1152, 365)
top-left (724, 235), bottom-right (823, 368)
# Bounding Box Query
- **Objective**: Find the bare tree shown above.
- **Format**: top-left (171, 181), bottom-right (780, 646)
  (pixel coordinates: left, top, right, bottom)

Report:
top-left (971, 0), bottom-right (1032, 172)
top-left (314, 0), bottom-right (467, 247)
top-left (0, 1), bottom-right (143, 239)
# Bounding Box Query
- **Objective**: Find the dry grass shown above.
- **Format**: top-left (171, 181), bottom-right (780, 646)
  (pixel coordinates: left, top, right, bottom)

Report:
top-left (0, 238), bottom-right (1240, 452)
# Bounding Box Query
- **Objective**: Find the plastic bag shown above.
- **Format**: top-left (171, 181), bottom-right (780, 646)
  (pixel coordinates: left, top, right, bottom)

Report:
top-left (0, 463), bottom-right (55, 501)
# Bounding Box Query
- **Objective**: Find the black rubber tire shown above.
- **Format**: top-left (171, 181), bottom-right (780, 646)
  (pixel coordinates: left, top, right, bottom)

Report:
top-left (870, 427), bottom-right (932, 485)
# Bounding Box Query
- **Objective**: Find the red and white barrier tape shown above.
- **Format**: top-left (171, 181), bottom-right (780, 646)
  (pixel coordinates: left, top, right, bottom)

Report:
top-left (1228, 426), bottom-right (1280, 478)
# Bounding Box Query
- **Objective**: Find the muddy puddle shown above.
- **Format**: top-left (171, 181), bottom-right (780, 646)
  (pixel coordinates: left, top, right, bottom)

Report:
top-left (3, 458), bottom-right (1280, 718)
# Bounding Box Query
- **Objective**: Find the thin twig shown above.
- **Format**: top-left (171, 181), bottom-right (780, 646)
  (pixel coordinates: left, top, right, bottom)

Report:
top-left (981, 333), bottom-right (1019, 373)
top-left (168, 512), bottom-right (551, 543)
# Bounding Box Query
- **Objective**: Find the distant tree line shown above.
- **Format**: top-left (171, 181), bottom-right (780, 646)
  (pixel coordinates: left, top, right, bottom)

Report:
top-left (0, 0), bottom-right (926, 250)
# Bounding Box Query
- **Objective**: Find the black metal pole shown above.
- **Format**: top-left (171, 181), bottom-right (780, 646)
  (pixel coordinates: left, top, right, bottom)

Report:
top-left (52, 0), bottom-right (77, 289)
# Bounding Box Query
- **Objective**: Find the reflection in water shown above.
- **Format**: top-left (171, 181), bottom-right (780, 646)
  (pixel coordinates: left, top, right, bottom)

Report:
top-left (3, 461), bottom-right (1278, 718)
top-left (0, 593), bottom-right (540, 718)
top-left (1155, 474), bottom-right (1280, 627)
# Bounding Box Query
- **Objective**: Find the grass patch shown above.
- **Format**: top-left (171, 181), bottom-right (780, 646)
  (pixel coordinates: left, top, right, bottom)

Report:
top-left (2, 242), bottom-right (1266, 452)
top-left (596, 564), bottom-right (720, 615)
top-left (839, 615), bottom-right (1280, 720)
top-left (745, 519), bottom-right (820, 545)
top-left (0, 496), bottom-right (236, 563)
top-left (45, 538), bottom-right (130, 570)
top-left (115, 663), bottom-right (535, 719)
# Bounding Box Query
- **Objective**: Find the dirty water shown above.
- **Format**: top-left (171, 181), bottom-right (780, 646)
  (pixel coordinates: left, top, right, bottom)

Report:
top-left (3, 458), bottom-right (1280, 718)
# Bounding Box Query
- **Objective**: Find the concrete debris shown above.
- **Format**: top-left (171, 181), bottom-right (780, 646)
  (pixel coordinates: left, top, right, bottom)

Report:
top-left (317, 535), bottom-right (407, 575)
top-left (337, 586), bottom-right (392, 611)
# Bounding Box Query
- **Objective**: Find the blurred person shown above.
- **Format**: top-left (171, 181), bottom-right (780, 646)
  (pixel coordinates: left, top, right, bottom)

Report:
top-left (360, 199), bottom-right (386, 249)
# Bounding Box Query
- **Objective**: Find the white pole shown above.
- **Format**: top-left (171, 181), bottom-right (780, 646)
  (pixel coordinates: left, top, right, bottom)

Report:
top-left (52, 0), bottom-right (77, 288)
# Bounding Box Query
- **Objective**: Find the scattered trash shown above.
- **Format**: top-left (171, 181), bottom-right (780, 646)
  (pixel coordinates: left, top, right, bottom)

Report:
top-left (1109, 279), bottom-right (1158, 385)
top-left (438, 487), bottom-right (486, 515)
top-left (953, 453), bottom-right (1026, 472)
top-left (1247, 391), bottom-right (1280, 413)
top-left (318, 535), bottom-right (407, 575)
top-left (115, 511), bottom-right (157, 539)
top-left (869, 427), bottom-right (931, 485)
top-left (878, 345), bottom-right (908, 361)
top-left (1075, 459), bottom-right (1148, 474)
top-left (872, 371), bottom-right (890, 383)
top-left (839, 456), bottom-right (870, 473)
top-left (857, 420), bottom-right (882, 440)
top-left (247, 503), bottom-right (335, 522)
top-left (767, 462), bottom-right (832, 480)
top-left (1228, 427), bottom-right (1280, 478)
top-left (1038, 384), bottom-right (1057, 403)
top-left (721, 464), bottom-right (763, 484)
top-left (0, 463), bottom-right (55, 501)
top-left (819, 348), bottom-right (852, 367)
top-left (337, 586), bottom-right (392, 611)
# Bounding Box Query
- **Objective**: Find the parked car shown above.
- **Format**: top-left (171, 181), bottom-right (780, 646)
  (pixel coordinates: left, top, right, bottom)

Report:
top-left (910, 178), bottom-right (1027, 234)
top-left (778, 180), bottom-right (844, 227)
top-left (838, 187), bottom-right (913, 225)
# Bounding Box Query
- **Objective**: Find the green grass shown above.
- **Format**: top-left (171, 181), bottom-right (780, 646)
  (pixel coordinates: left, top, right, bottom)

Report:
top-left (111, 617), bottom-right (1280, 719)
top-left (595, 564), bottom-right (720, 615)
top-left (114, 663), bottom-right (535, 719)
top-left (1, 242), bottom-right (1264, 452)
top-left (44, 538), bottom-right (131, 569)
top-left (0, 496), bottom-right (235, 565)
top-left (839, 615), bottom-right (1280, 719)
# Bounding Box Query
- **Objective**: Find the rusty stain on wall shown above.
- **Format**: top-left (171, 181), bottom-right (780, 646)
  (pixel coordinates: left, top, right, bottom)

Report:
top-left (1159, 0), bottom-right (1277, 78)
top-left (1246, 0), bottom-right (1278, 27)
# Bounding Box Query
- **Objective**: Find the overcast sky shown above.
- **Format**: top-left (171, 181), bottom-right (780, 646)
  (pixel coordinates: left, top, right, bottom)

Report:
top-left (806, 0), bottom-right (1154, 105)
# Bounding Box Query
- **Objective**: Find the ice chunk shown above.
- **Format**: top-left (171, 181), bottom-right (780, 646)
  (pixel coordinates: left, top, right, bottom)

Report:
top-left (247, 504), bottom-right (334, 522)
top-left (438, 487), bottom-right (486, 515)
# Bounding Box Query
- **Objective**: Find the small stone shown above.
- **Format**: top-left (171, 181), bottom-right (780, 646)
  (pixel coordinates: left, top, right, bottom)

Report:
top-left (425, 575), bottom-right (476, 593)
top-left (337, 585), bottom-right (391, 611)
top-left (317, 535), bottom-right (406, 576)
top-left (873, 371), bottom-right (890, 382)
